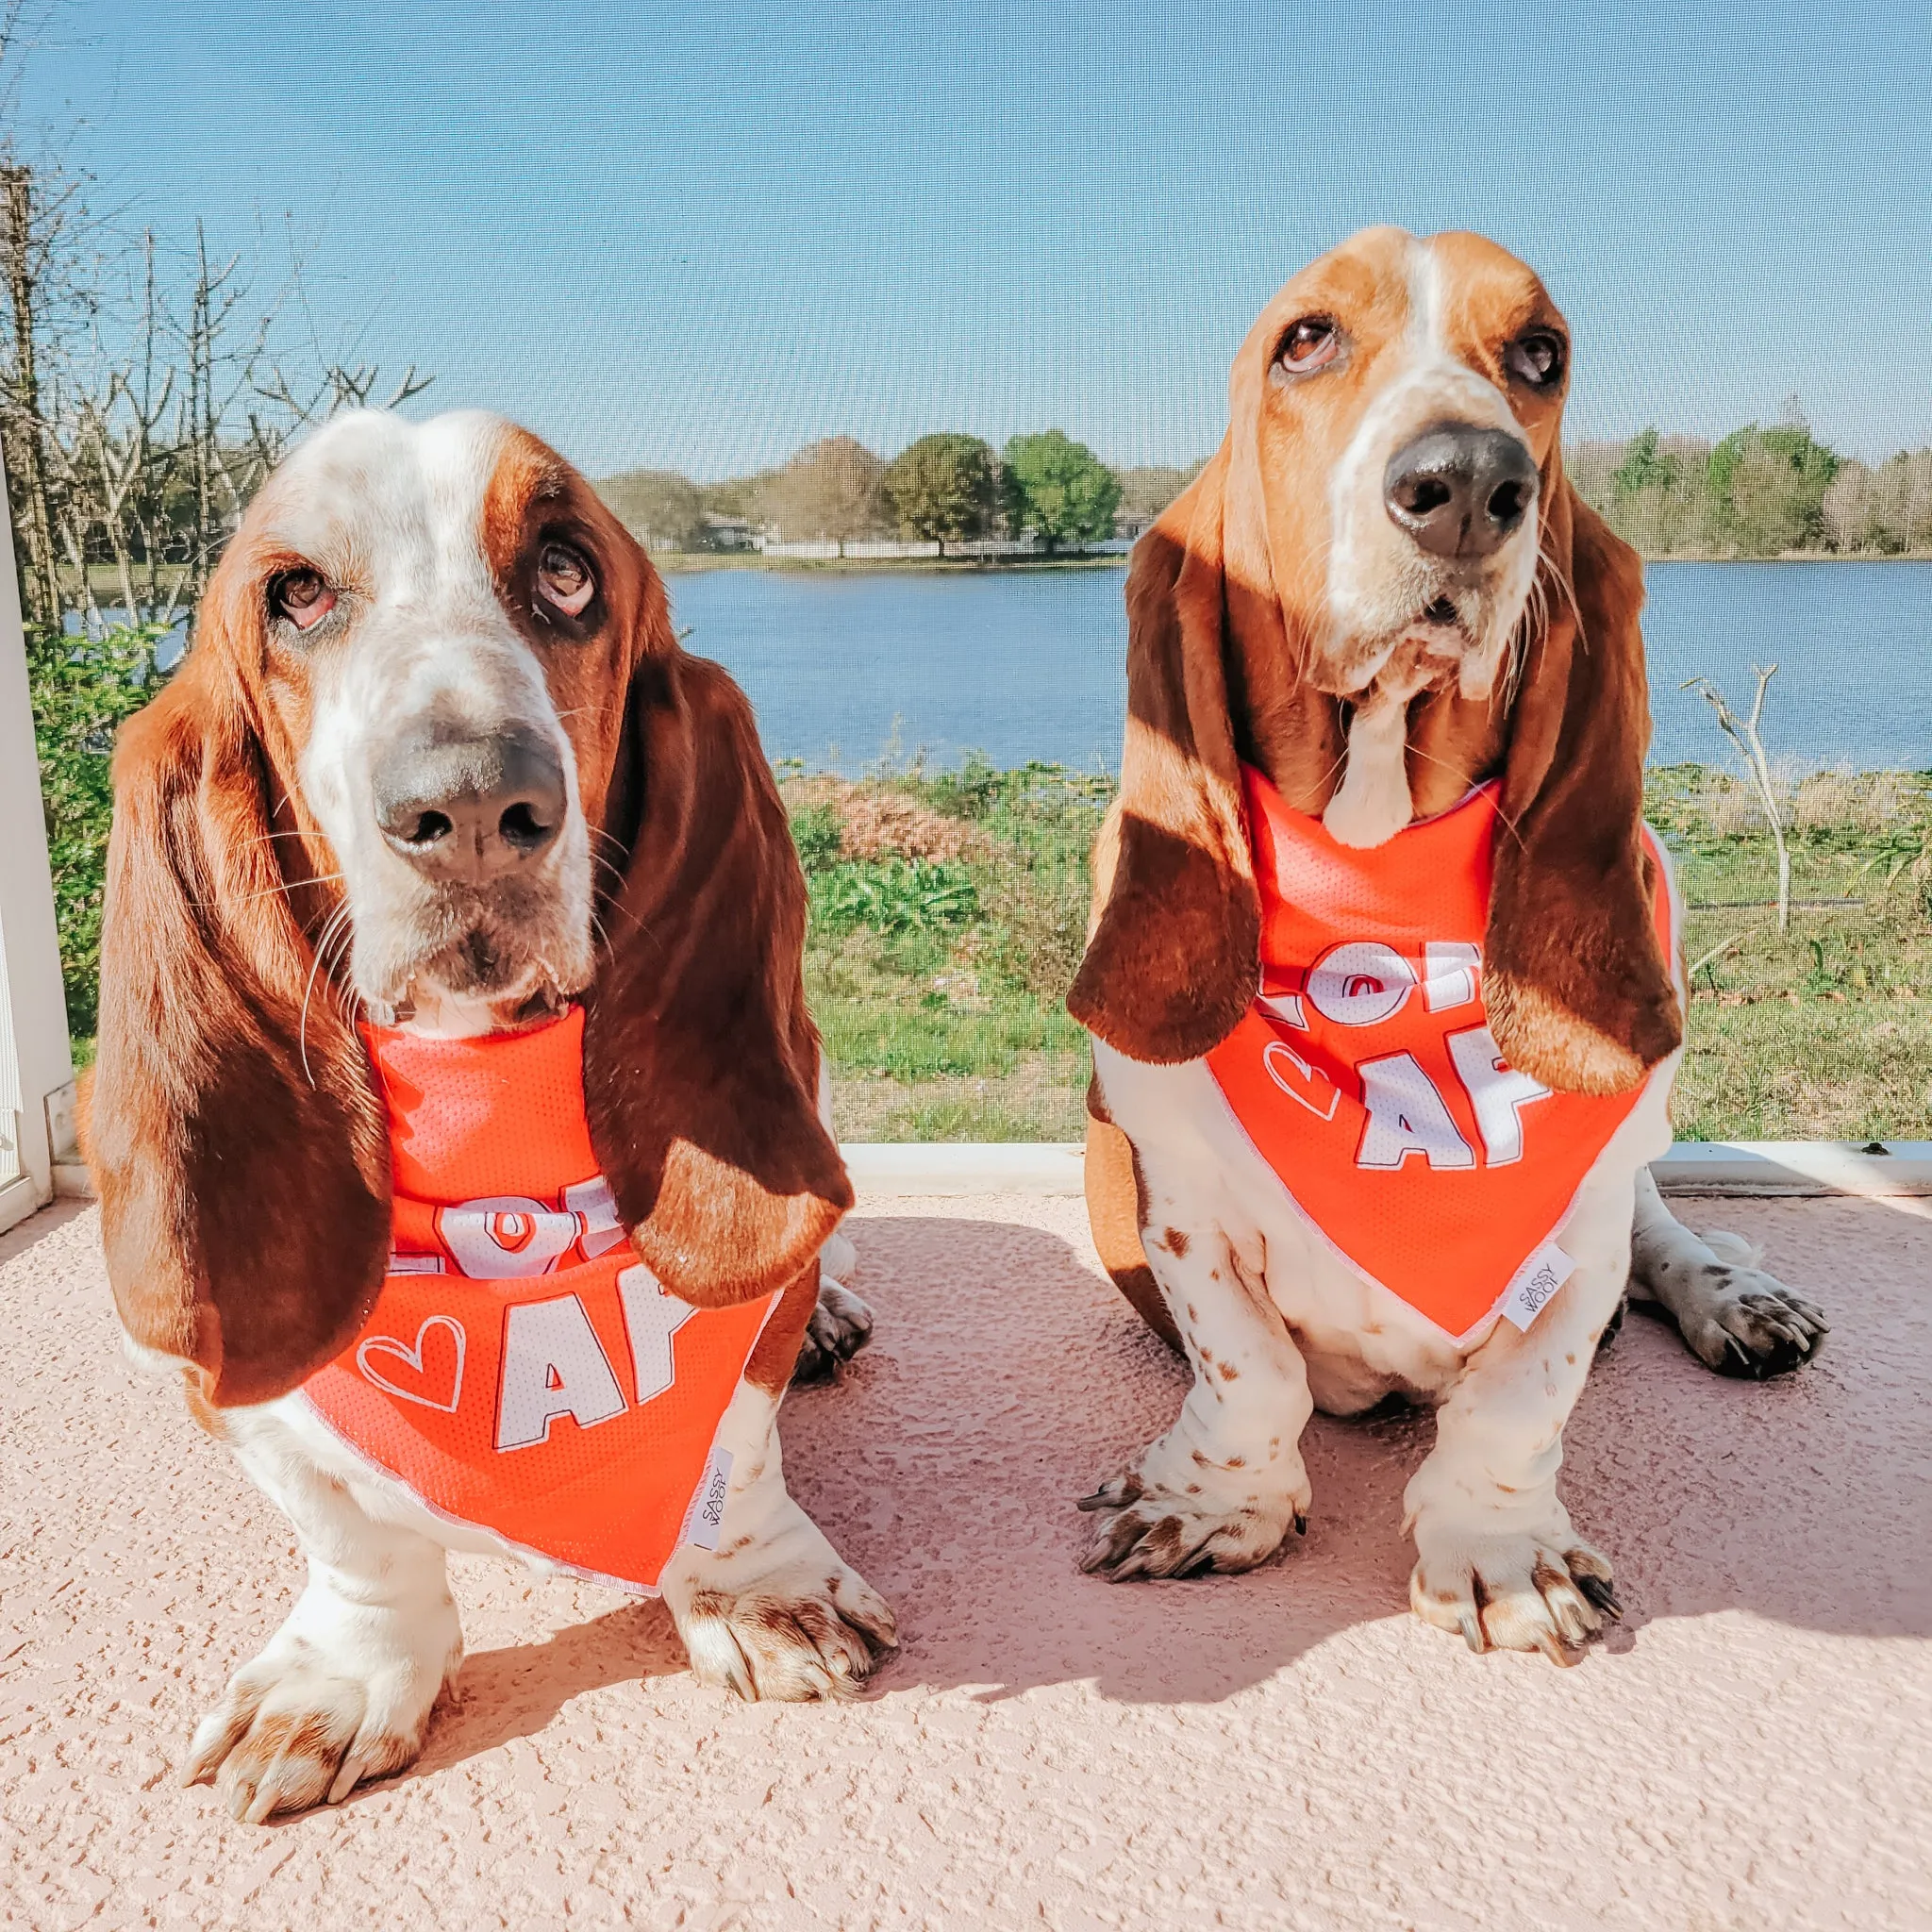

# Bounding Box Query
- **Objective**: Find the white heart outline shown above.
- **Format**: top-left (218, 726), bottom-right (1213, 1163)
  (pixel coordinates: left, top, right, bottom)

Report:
top-left (356, 1315), bottom-right (467, 1413)
top-left (1263, 1040), bottom-right (1341, 1123)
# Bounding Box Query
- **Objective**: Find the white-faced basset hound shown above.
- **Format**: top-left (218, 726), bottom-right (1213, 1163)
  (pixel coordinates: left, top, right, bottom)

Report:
top-left (1071, 228), bottom-right (1826, 1660)
top-left (84, 410), bottom-right (893, 1822)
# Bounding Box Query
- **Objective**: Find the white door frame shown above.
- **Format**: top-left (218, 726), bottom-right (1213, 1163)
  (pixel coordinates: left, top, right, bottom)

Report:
top-left (0, 448), bottom-right (77, 1232)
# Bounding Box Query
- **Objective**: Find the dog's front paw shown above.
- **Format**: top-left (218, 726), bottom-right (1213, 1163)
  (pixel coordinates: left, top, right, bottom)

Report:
top-left (184, 1596), bottom-right (461, 1822)
top-left (674, 1555), bottom-right (897, 1701)
top-left (792, 1275), bottom-right (874, 1385)
top-left (1076, 1471), bottom-right (1308, 1581)
top-left (1410, 1525), bottom-right (1619, 1665)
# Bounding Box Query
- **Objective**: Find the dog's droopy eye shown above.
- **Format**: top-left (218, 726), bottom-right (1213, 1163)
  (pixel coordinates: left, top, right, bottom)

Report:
top-left (1274, 316), bottom-right (1341, 375)
top-left (1504, 331), bottom-right (1567, 391)
top-left (537, 541), bottom-right (595, 617)
top-left (270, 568), bottom-right (336, 631)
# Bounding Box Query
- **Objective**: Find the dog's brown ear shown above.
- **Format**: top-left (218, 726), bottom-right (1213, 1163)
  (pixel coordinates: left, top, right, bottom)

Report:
top-left (88, 589), bottom-right (389, 1407)
top-left (1067, 448), bottom-right (1259, 1063)
top-left (1485, 476), bottom-right (1681, 1094)
top-left (583, 637), bottom-right (849, 1308)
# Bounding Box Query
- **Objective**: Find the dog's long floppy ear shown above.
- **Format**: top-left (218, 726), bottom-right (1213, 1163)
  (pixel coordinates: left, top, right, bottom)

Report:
top-left (87, 594), bottom-right (389, 1408)
top-left (1485, 475), bottom-right (1682, 1094)
top-left (1067, 447), bottom-right (1260, 1064)
top-left (583, 637), bottom-right (850, 1308)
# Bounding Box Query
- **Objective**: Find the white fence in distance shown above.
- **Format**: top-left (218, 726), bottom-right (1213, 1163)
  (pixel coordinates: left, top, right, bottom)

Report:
top-left (757, 535), bottom-right (1058, 559)
top-left (647, 530), bottom-right (1134, 560)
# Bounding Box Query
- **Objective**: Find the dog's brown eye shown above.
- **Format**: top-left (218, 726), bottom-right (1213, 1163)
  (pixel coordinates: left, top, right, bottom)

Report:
top-left (270, 568), bottom-right (335, 631)
top-left (1275, 317), bottom-right (1340, 375)
top-left (1505, 331), bottom-right (1566, 391)
top-left (537, 541), bottom-right (595, 617)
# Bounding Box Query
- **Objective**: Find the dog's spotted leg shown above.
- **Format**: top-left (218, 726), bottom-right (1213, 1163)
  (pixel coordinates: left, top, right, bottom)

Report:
top-left (660, 1378), bottom-right (896, 1700)
top-left (1404, 1174), bottom-right (1634, 1664)
top-left (792, 1074), bottom-right (876, 1387)
top-left (1627, 1168), bottom-right (1826, 1377)
top-left (185, 1422), bottom-right (463, 1823)
top-left (1078, 1204), bottom-right (1314, 1582)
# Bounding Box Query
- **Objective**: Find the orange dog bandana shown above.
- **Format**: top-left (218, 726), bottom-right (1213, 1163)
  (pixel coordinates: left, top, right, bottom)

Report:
top-left (1205, 768), bottom-right (1678, 1343)
top-left (301, 1007), bottom-right (775, 1594)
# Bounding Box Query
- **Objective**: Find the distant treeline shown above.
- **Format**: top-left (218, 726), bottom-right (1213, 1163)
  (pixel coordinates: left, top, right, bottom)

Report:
top-left (598, 432), bottom-right (1200, 554)
top-left (1573, 412), bottom-right (1932, 558)
top-left (606, 411), bottom-right (1932, 560)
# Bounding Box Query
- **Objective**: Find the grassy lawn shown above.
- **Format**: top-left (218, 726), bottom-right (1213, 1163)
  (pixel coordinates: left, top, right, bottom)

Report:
top-left (786, 759), bottom-right (1104, 1141)
top-left (794, 759), bottom-right (1932, 1143)
top-left (1647, 765), bottom-right (1932, 1141)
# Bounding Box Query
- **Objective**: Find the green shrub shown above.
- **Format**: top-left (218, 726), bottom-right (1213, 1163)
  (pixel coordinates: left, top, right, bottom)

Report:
top-left (789, 801), bottom-right (843, 873)
top-left (810, 857), bottom-right (978, 936)
top-left (924, 750), bottom-right (1007, 819)
top-left (983, 858), bottom-right (1089, 999)
top-left (25, 622), bottom-right (174, 1036)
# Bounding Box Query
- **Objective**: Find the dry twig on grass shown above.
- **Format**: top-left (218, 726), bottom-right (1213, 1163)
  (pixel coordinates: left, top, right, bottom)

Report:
top-left (1682, 663), bottom-right (1791, 933)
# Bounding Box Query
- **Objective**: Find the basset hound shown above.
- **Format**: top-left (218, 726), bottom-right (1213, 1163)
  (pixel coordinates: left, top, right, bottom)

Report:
top-left (84, 410), bottom-right (894, 1822)
top-left (1072, 228), bottom-right (1825, 1660)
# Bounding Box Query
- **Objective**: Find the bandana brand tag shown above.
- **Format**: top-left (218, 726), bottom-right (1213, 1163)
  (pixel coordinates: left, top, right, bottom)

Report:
top-left (1500, 1241), bottom-right (1575, 1332)
top-left (683, 1446), bottom-right (735, 1552)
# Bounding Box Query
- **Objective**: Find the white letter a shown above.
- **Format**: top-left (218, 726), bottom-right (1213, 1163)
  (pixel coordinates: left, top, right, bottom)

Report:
top-left (1356, 1053), bottom-right (1475, 1171)
top-left (495, 1294), bottom-right (628, 1450)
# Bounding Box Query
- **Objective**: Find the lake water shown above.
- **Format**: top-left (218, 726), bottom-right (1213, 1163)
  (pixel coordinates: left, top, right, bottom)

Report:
top-left (669, 559), bottom-right (1931, 775)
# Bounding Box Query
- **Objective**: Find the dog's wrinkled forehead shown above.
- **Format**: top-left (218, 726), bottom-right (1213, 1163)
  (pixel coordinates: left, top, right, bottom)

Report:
top-left (252, 408), bottom-right (514, 607)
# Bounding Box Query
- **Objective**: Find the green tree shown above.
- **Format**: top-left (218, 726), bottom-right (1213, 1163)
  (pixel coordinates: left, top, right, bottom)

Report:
top-left (882, 433), bottom-right (997, 541)
top-left (1611, 427), bottom-right (1679, 497)
top-left (1001, 430), bottom-right (1122, 551)
top-left (1707, 424), bottom-right (1840, 556)
top-left (761, 436), bottom-right (886, 541)
top-left (595, 467), bottom-right (707, 552)
top-left (1115, 462), bottom-right (1202, 529)
top-left (700, 469), bottom-right (778, 522)
top-left (1595, 432), bottom-right (1719, 555)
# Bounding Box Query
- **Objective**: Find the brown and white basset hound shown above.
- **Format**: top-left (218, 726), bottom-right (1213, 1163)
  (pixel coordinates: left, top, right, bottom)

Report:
top-left (84, 409), bottom-right (893, 1822)
top-left (1071, 228), bottom-right (1824, 1658)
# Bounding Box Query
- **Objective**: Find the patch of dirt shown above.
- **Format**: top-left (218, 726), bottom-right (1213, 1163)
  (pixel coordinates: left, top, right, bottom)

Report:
top-left (785, 777), bottom-right (984, 862)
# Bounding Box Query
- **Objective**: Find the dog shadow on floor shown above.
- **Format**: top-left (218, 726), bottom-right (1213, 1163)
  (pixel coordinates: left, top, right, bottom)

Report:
top-left (410, 1203), bottom-right (1932, 1776)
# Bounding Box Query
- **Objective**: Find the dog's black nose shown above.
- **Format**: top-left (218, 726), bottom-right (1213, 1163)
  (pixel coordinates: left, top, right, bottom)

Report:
top-left (1383, 426), bottom-right (1539, 559)
top-left (373, 725), bottom-right (567, 879)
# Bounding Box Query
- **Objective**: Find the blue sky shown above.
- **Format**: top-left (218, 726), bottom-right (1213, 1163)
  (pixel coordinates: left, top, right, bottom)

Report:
top-left (17, 0), bottom-right (1931, 477)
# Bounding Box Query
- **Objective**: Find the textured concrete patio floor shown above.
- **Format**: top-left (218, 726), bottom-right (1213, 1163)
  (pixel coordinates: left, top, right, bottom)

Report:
top-left (2, 1194), bottom-right (1928, 1930)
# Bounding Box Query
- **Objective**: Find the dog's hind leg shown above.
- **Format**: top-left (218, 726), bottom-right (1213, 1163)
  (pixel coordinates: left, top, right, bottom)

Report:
top-left (793, 1063), bottom-right (874, 1384)
top-left (1627, 1168), bottom-right (1827, 1378)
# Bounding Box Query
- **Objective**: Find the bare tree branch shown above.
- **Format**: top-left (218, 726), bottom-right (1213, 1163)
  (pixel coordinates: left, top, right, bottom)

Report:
top-left (1682, 663), bottom-right (1791, 934)
top-left (2, 101), bottom-right (434, 639)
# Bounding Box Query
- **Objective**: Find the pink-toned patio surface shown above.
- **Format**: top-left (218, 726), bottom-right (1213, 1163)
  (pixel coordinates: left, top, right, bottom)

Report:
top-left (2, 1193), bottom-right (1927, 1930)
